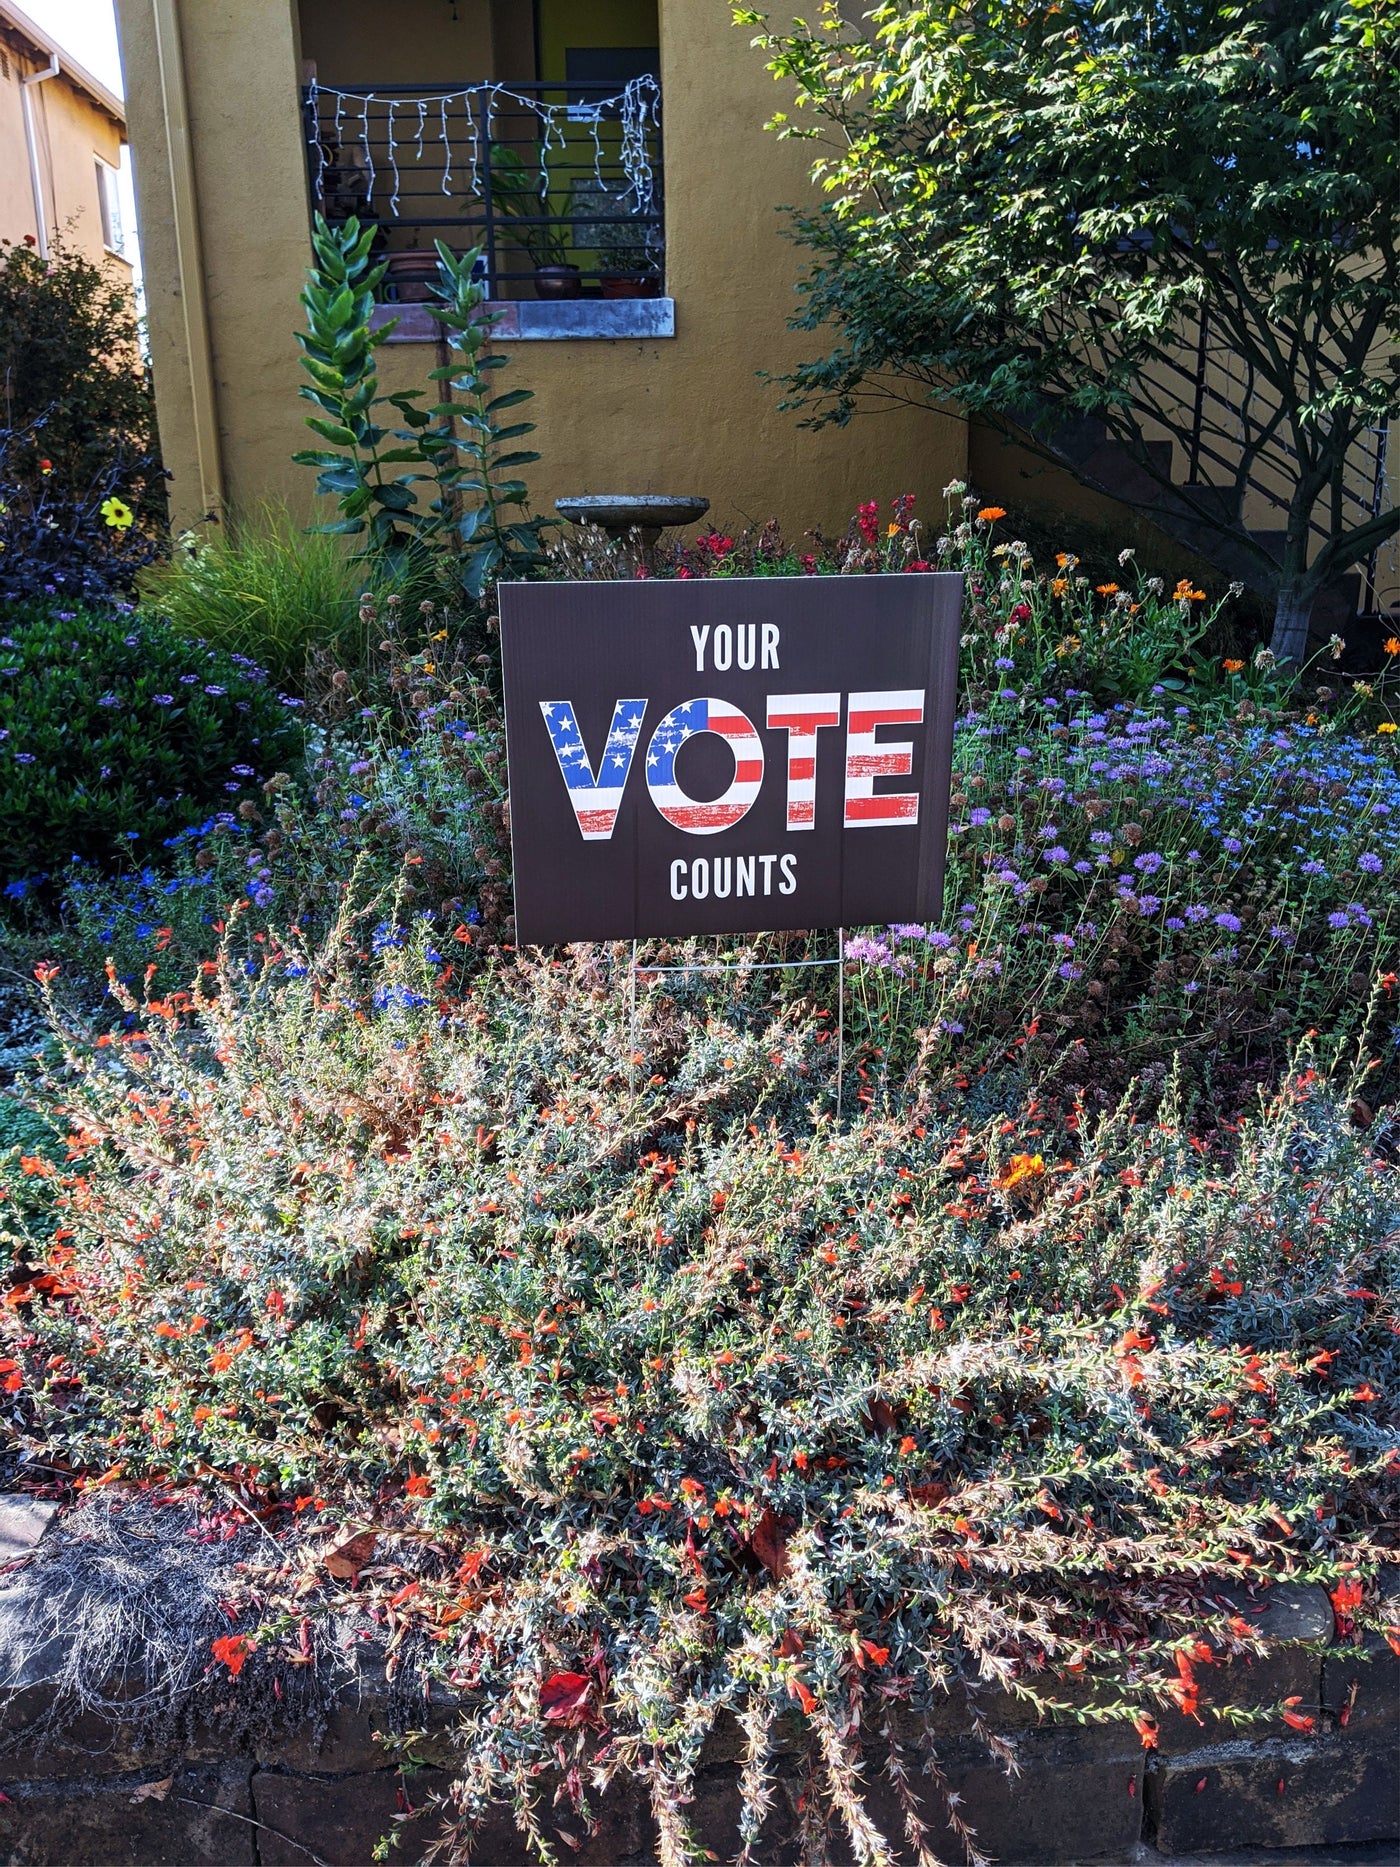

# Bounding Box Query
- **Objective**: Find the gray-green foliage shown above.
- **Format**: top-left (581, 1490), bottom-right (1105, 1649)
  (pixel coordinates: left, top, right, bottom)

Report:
top-left (293, 218), bottom-right (553, 600)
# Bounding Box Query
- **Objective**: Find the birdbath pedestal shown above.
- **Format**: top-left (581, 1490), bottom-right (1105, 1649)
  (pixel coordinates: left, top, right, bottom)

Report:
top-left (554, 495), bottom-right (711, 561)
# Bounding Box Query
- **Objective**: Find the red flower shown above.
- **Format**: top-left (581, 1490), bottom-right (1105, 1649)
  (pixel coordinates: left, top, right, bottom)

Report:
top-left (856, 501), bottom-right (880, 546)
top-left (210, 1634), bottom-right (255, 1678)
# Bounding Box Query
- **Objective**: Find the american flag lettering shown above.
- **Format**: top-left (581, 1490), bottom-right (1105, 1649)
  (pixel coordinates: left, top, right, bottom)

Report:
top-left (844, 689), bottom-right (924, 825)
top-left (646, 697), bottom-right (765, 835)
top-left (766, 693), bottom-right (842, 830)
top-left (539, 698), bottom-right (647, 841)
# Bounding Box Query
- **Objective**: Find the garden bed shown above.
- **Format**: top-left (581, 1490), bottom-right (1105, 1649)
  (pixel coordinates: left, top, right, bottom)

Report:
top-left (1, 499), bottom-right (1398, 1865)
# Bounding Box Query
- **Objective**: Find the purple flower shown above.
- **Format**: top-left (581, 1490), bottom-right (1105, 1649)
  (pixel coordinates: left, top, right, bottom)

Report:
top-left (1184, 904), bottom-right (1209, 923)
top-left (1221, 836), bottom-right (1243, 855)
top-left (204, 684), bottom-right (226, 697)
top-left (14, 752), bottom-right (34, 764)
top-left (179, 674), bottom-right (198, 685)
top-left (97, 693), bottom-right (119, 707)
top-left (1164, 917), bottom-right (1185, 931)
top-left (231, 763), bottom-right (254, 777)
top-left (1043, 846), bottom-right (1071, 863)
top-left (1214, 912), bottom-right (1242, 932)
top-left (1327, 911), bottom-right (1350, 930)
top-left (927, 931), bottom-right (956, 949)
top-left (1357, 852), bottom-right (1383, 873)
top-left (1133, 852), bottom-right (1164, 874)
top-left (1301, 860), bottom-right (1327, 877)
top-left (994, 657), bottom-right (1015, 670)
top-left (152, 694), bottom-right (174, 706)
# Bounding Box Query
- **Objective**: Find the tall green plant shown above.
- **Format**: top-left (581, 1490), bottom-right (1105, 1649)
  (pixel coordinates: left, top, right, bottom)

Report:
top-left (292, 217), bottom-right (552, 601)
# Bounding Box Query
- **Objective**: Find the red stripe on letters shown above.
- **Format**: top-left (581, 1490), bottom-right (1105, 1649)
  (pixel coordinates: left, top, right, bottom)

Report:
top-left (848, 752), bottom-right (913, 778)
top-left (708, 713), bottom-right (759, 738)
top-left (769, 712), bottom-right (839, 732)
top-left (788, 756), bottom-right (816, 781)
top-left (733, 759), bottom-right (763, 783)
top-left (669, 803), bottom-right (750, 830)
top-left (848, 708), bottom-right (923, 734)
top-left (789, 801), bottom-right (815, 825)
top-left (845, 794), bottom-right (918, 821)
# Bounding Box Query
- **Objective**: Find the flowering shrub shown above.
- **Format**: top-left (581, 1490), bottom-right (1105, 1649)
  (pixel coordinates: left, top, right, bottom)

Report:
top-left (0, 603), bottom-right (304, 886)
top-left (0, 237), bottom-right (163, 604)
top-left (0, 414), bottom-right (162, 606)
top-left (52, 602), bottom-right (506, 987)
top-left (4, 938), bottom-right (1397, 1857)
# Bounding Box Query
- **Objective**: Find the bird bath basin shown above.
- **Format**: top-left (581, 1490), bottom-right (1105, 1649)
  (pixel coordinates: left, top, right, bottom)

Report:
top-left (554, 494), bottom-right (710, 555)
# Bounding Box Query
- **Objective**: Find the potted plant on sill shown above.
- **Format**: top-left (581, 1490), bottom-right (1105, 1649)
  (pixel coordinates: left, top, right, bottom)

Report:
top-left (386, 243), bottom-right (442, 302)
top-left (487, 144), bottom-right (581, 299)
top-left (596, 222), bottom-right (663, 300)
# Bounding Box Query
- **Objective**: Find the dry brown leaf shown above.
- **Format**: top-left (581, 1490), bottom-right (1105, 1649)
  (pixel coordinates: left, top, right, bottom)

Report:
top-left (130, 1776), bottom-right (173, 1804)
top-left (324, 1528), bottom-right (378, 1580)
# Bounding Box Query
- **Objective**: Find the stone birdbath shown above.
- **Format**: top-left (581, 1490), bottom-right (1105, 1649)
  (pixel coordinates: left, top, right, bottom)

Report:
top-left (554, 494), bottom-right (710, 562)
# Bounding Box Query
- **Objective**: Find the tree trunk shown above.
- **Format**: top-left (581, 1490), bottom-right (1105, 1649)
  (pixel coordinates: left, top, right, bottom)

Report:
top-left (1270, 579), bottom-right (1317, 664)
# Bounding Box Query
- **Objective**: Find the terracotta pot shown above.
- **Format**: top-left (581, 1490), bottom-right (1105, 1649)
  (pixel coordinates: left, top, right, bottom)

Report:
top-left (535, 264), bottom-right (583, 300)
top-left (386, 251), bottom-right (440, 303)
top-left (600, 271), bottom-right (662, 300)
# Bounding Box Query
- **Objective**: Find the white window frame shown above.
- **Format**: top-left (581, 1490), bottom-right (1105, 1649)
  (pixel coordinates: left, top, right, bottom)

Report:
top-left (95, 154), bottom-right (125, 257)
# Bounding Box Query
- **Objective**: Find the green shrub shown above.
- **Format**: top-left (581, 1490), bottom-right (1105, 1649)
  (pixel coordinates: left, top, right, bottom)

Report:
top-left (0, 602), bottom-right (304, 885)
top-left (7, 937), bottom-right (1397, 1856)
top-left (0, 236), bottom-right (162, 528)
top-left (137, 506), bottom-right (436, 687)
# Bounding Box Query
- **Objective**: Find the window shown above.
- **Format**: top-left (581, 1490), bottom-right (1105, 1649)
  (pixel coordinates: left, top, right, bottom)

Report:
top-left (95, 156), bottom-right (124, 255)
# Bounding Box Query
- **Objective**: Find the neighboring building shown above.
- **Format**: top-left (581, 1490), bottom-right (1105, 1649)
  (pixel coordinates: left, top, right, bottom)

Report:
top-left (112, 0), bottom-right (1394, 626)
top-left (0, 1), bottom-right (129, 269)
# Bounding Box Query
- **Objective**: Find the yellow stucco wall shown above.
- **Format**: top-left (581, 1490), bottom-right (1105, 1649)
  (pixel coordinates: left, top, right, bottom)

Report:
top-left (0, 29), bottom-right (127, 266)
top-left (114, 0), bottom-right (966, 541)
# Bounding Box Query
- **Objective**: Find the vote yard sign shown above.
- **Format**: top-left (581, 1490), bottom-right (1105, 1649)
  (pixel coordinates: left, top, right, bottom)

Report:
top-left (499, 573), bottom-right (961, 945)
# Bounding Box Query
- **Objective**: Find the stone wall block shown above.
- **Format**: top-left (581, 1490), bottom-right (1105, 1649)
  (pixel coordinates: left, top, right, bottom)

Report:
top-left (252, 1766), bottom-right (447, 1867)
top-left (0, 1762), bottom-right (255, 1865)
top-left (1145, 1734), bottom-right (1399, 1853)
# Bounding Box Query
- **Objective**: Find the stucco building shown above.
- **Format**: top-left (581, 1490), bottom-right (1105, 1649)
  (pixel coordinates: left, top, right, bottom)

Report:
top-left (1, 1), bottom-right (128, 269)
top-left (111, 0), bottom-right (1394, 628)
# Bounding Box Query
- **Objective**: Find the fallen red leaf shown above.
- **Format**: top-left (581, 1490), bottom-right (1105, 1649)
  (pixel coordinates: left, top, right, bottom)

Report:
top-left (748, 1507), bottom-right (791, 1580)
top-left (540, 1670), bottom-right (594, 1726)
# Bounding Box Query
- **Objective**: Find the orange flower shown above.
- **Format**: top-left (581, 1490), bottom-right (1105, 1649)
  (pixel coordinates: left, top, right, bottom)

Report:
top-left (1051, 577), bottom-right (1069, 596)
top-left (404, 1473), bottom-right (433, 1498)
top-left (995, 1152), bottom-right (1045, 1190)
top-left (1385, 637), bottom-right (1400, 655)
top-left (1095, 582), bottom-right (1120, 595)
top-left (1222, 657), bottom-right (1244, 673)
top-left (1175, 580), bottom-right (1207, 601)
top-left (976, 506), bottom-right (1006, 523)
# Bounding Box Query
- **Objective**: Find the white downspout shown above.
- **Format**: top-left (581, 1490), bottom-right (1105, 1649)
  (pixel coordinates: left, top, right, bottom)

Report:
top-left (20, 52), bottom-right (61, 260)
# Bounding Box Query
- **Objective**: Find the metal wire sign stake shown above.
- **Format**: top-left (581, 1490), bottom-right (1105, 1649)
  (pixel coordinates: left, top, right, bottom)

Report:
top-left (625, 933), bottom-right (847, 1116)
top-left (496, 572), bottom-right (963, 1112)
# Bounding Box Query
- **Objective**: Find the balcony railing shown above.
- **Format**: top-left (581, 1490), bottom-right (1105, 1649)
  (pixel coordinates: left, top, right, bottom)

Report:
top-left (303, 76), bottom-right (663, 303)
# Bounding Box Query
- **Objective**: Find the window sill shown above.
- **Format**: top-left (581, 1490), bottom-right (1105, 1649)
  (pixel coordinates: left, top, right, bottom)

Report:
top-left (371, 299), bottom-right (675, 343)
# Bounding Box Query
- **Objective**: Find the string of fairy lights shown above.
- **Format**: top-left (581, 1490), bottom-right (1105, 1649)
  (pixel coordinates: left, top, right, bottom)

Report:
top-left (306, 74), bottom-right (661, 223)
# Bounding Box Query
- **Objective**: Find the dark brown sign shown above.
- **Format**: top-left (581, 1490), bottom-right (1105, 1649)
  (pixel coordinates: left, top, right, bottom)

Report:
top-left (498, 573), bottom-right (962, 944)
